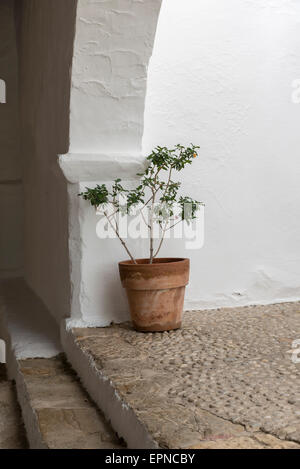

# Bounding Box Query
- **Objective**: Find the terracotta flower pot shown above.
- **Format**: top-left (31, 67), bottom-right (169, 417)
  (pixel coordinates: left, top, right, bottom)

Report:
top-left (119, 258), bottom-right (190, 332)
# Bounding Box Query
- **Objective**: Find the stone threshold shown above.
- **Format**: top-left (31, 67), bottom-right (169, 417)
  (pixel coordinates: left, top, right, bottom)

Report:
top-left (62, 302), bottom-right (300, 449)
top-left (0, 279), bottom-right (123, 449)
top-left (16, 355), bottom-right (123, 449)
top-left (0, 364), bottom-right (27, 449)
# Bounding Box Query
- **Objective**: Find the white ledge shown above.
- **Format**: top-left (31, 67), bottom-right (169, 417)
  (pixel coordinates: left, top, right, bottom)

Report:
top-left (58, 152), bottom-right (147, 183)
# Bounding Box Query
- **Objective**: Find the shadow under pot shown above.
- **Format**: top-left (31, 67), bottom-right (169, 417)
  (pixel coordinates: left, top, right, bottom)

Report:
top-left (119, 258), bottom-right (190, 332)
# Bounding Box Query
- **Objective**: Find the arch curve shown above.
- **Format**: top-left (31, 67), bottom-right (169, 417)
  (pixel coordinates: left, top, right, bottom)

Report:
top-left (68, 0), bottom-right (163, 156)
top-left (60, 0), bottom-right (164, 326)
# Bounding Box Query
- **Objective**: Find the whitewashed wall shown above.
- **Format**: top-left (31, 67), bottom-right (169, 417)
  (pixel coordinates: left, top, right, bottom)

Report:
top-left (62, 0), bottom-right (163, 326)
top-left (143, 0), bottom-right (300, 309)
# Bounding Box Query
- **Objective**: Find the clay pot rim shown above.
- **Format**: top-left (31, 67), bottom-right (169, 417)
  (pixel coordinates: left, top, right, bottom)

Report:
top-left (119, 258), bottom-right (189, 267)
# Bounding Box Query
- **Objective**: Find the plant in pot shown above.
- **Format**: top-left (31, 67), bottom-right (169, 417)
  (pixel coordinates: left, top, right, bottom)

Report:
top-left (79, 144), bottom-right (203, 332)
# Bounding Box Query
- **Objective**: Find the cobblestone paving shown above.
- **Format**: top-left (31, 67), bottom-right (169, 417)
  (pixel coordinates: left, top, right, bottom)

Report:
top-left (73, 302), bottom-right (300, 449)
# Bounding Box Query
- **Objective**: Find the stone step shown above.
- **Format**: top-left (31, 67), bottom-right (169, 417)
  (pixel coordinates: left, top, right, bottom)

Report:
top-left (62, 302), bottom-right (300, 449)
top-left (16, 355), bottom-right (124, 449)
top-left (0, 279), bottom-right (124, 449)
top-left (0, 364), bottom-right (27, 449)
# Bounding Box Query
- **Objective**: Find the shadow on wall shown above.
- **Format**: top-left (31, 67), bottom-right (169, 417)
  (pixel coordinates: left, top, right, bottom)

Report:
top-left (0, 0), bottom-right (23, 279)
top-left (13, 0), bottom-right (78, 322)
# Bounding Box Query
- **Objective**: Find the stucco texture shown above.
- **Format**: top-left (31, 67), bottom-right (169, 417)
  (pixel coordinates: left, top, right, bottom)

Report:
top-left (70, 0), bottom-right (163, 154)
top-left (65, 0), bottom-right (163, 326)
top-left (143, 0), bottom-right (300, 309)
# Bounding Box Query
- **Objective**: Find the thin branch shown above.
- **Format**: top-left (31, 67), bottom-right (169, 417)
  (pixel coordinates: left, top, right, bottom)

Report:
top-left (104, 212), bottom-right (137, 264)
top-left (141, 195), bottom-right (154, 211)
top-left (149, 167), bottom-right (161, 264)
top-left (153, 219), bottom-right (169, 259)
top-left (149, 193), bottom-right (155, 264)
top-left (140, 207), bottom-right (151, 230)
top-left (154, 219), bottom-right (183, 258)
top-left (164, 167), bottom-right (173, 198)
top-left (106, 209), bottom-right (119, 220)
top-left (166, 219), bottom-right (182, 231)
top-left (151, 166), bottom-right (173, 262)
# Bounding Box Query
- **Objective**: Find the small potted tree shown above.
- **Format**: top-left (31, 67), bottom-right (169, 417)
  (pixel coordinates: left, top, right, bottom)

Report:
top-left (79, 145), bottom-right (203, 332)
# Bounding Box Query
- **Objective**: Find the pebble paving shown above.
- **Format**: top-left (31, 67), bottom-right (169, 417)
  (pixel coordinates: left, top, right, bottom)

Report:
top-left (72, 302), bottom-right (300, 449)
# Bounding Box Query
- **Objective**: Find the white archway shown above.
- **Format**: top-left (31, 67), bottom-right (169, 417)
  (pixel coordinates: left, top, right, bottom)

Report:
top-left (59, 0), bottom-right (163, 326)
top-left (13, 0), bottom-right (163, 328)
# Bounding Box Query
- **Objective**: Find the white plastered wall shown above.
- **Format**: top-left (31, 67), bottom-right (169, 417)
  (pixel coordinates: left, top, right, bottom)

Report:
top-left (60, 0), bottom-right (163, 326)
top-left (12, 0), bottom-right (300, 333)
top-left (143, 0), bottom-right (300, 309)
